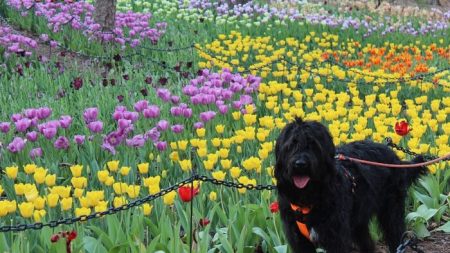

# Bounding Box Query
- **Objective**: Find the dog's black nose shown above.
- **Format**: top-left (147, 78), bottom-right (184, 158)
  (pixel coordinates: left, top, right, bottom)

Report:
top-left (295, 159), bottom-right (307, 168)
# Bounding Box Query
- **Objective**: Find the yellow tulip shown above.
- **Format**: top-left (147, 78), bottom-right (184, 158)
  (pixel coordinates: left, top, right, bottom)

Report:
top-left (203, 160), bottom-right (215, 170)
top-left (209, 191), bottom-right (217, 201)
top-left (105, 176), bottom-right (115, 186)
top-left (196, 128), bottom-right (206, 137)
top-left (94, 201), bottom-right (108, 213)
top-left (18, 202), bottom-right (34, 218)
top-left (215, 124), bottom-right (225, 134)
top-left (220, 159), bottom-right (232, 169)
top-left (212, 171), bottom-right (226, 181)
top-left (71, 177), bottom-right (87, 189)
top-left (127, 185), bottom-right (141, 199)
top-left (211, 138), bottom-right (221, 147)
top-left (74, 188), bottom-right (84, 198)
top-left (179, 160), bottom-right (192, 172)
top-left (113, 196), bottom-right (127, 208)
top-left (120, 166), bottom-right (131, 176)
top-left (113, 182), bottom-right (128, 195)
top-left (163, 191), bottom-right (177, 205)
top-left (47, 193), bottom-right (59, 208)
top-left (197, 148), bottom-right (208, 157)
top-left (229, 167), bottom-right (241, 179)
top-left (137, 163), bottom-right (149, 174)
top-left (177, 140), bottom-right (188, 151)
top-left (143, 176), bottom-right (160, 187)
top-left (45, 174), bottom-right (56, 187)
top-left (5, 166), bottom-right (18, 179)
top-left (70, 165), bottom-right (83, 177)
top-left (33, 167), bottom-right (47, 184)
top-left (97, 170), bottom-right (109, 183)
top-left (25, 186), bottom-right (39, 202)
top-left (107, 160), bottom-right (120, 172)
top-left (149, 185), bottom-right (161, 195)
top-left (33, 196), bottom-right (46, 210)
top-left (24, 164), bottom-right (37, 174)
top-left (75, 207), bottom-right (91, 218)
top-left (61, 197), bottom-right (73, 211)
top-left (33, 210), bottom-right (46, 222)
top-left (142, 203), bottom-right (153, 215)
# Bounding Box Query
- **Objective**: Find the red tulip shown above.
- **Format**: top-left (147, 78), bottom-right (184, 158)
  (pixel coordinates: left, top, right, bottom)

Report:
top-left (67, 231), bottom-right (77, 241)
top-left (50, 234), bottom-right (60, 243)
top-left (199, 218), bottom-right (210, 227)
top-left (270, 201), bottom-right (279, 213)
top-left (395, 121), bottom-right (411, 136)
top-left (178, 185), bottom-right (199, 202)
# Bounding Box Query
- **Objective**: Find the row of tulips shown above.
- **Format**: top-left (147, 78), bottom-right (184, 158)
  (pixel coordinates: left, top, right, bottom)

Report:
top-left (108, 0), bottom-right (450, 37)
top-left (3, 0), bottom-right (166, 54)
top-left (0, 69), bottom-right (260, 158)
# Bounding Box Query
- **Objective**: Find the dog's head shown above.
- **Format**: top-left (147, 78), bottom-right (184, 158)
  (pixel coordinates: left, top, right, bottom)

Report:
top-left (275, 118), bottom-right (336, 193)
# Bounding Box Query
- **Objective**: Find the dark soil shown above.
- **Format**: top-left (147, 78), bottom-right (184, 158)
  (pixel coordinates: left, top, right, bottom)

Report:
top-left (365, 231), bottom-right (450, 253)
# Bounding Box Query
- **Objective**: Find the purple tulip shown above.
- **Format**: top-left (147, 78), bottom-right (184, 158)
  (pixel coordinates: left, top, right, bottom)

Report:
top-left (26, 131), bottom-right (39, 142)
top-left (182, 108), bottom-right (193, 118)
top-left (171, 96), bottom-right (180, 104)
top-left (155, 141), bottom-right (167, 151)
top-left (37, 107), bottom-right (52, 120)
top-left (156, 120), bottom-right (169, 131)
top-left (88, 121), bottom-right (103, 133)
top-left (115, 106), bottom-right (127, 112)
top-left (54, 136), bottom-right (69, 150)
top-left (105, 131), bottom-right (125, 146)
top-left (11, 113), bottom-right (22, 122)
top-left (156, 88), bottom-right (171, 102)
top-left (126, 134), bottom-right (146, 147)
top-left (170, 106), bottom-right (182, 117)
top-left (118, 119), bottom-right (132, 130)
top-left (194, 122), bottom-right (204, 129)
top-left (171, 124), bottom-right (184, 134)
top-left (0, 122), bottom-right (11, 133)
top-left (134, 100), bottom-right (148, 112)
top-left (123, 111), bottom-right (139, 122)
top-left (7, 137), bottom-right (26, 153)
top-left (101, 141), bottom-right (116, 155)
top-left (218, 105), bottom-right (229, 114)
top-left (232, 101), bottom-right (242, 109)
top-left (199, 111), bottom-right (217, 122)
top-left (59, 115), bottom-right (72, 129)
top-left (24, 108), bottom-right (37, 119)
top-left (113, 110), bottom-right (124, 121)
top-left (83, 107), bottom-right (98, 123)
top-left (42, 127), bottom-right (57, 139)
top-left (30, 117), bottom-right (38, 127)
top-left (143, 106), bottom-right (160, 118)
top-left (74, 135), bottom-right (85, 145)
top-left (30, 148), bottom-right (43, 160)
top-left (145, 127), bottom-right (160, 142)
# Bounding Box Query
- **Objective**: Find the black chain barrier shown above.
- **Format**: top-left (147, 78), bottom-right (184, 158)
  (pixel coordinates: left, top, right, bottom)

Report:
top-left (396, 231), bottom-right (425, 253)
top-left (385, 137), bottom-right (450, 162)
top-left (0, 175), bottom-right (276, 233)
top-left (0, 175), bottom-right (197, 233)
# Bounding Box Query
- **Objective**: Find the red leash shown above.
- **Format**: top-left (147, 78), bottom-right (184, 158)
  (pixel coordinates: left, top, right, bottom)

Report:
top-left (335, 153), bottom-right (450, 168)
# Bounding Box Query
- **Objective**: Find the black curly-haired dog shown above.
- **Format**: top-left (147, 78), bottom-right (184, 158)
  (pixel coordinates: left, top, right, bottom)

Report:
top-left (274, 118), bottom-right (427, 253)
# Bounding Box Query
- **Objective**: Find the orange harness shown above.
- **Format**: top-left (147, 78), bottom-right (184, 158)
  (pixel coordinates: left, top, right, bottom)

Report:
top-left (290, 203), bottom-right (312, 241)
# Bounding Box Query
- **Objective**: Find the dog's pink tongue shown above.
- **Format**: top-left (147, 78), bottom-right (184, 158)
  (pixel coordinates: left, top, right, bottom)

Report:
top-left (293, 176), bottom-right (310, 189)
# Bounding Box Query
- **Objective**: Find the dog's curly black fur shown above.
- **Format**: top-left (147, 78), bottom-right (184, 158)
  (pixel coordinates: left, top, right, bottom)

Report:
top-left (274, 118), bottom-right (428, 253)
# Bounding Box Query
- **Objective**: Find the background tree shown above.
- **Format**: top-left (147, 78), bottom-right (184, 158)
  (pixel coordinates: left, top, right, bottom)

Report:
top-left (94, 0), bottom-right (117, 31)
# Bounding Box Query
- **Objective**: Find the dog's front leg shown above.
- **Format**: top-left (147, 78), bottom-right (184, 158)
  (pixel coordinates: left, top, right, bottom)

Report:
top-left (279, 196), bottom-right (316, 253)
top-left (314, 214), bottom-right (352, 253)
top-left (281, 220), bottom-right (316, 253)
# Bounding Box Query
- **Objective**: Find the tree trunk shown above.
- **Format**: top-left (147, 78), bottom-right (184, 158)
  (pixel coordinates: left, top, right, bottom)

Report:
top-left (94, 0), bottom-right (117, 31)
